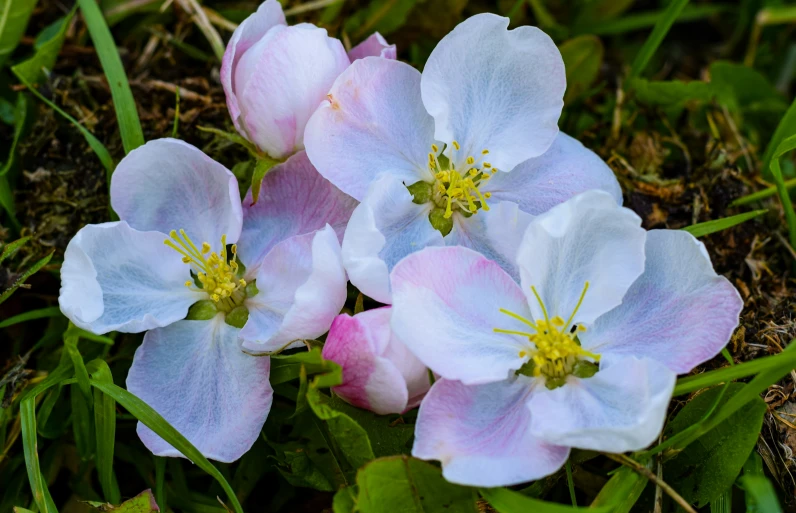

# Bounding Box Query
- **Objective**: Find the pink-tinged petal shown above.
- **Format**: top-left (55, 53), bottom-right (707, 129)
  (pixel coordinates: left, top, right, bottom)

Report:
top-left (390, 246), bottom-right (530, 385)
top-left (342, 174), bottom-right (443, 304)
top-left (580, 230), bottom-right (743, 373)
top-left (445, 201), bottom-right (533, 282)
top-left (59, 222), bottom-right (203, 334)
top-left (528, 356), bottom-right (675, 452)
top-left (127, 316), bottom-right (273, 463)
top-left (110, 139), bottom-right (242, 246)
top-left (348, 32), bottom-right (396, 60)
top-left (221, 0), bottom-right (286, 133)
top-left (238, 151), bottom-right (357, 273)
top-left (518, 190), bottom-right (645, 326)
top-left (486, 132), bottom-right (623, 214)
top-left (241, 226), bottom-right (346, 354)
top-left (234, 24), bottom-right (349, 159)
top-left (304, 57), bottom-right (436, 201)
top-left (420, 14), bottom-right (565, 173)
top-left (323, 308), bottom-right (429, 414)
top-left (413, 377), bottom-right (569, 487)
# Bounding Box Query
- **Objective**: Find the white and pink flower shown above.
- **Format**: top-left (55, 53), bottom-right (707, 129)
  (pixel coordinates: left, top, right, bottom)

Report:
top-left (389, 190), bottom-right (743, 486)
top-left (221, 0), bottom-right (394, 159)
top-left (59, 138), bottom-right (356, 462)
top-left (304, 13), bottom-right (622, 304)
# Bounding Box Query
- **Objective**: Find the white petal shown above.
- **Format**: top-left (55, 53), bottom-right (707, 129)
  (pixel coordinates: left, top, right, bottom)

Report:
top-left (58, 222), bottom-right (202, 334)
top-left (348, 32), bottom-right (396, 61)
top-left (518, 190), bottom-right (646, 325)
top-left (445, 201), bottom-right (533, 282)
top-left (413, 377), bottom-right (569, 487)
top-left (580, 230), bottom-right (743, 373)
top-left (110, 139), bottom-right (242, 246)
top-left (241, 226), bottom-right (347, 354)
top-left (304, 57), bottom-right (436, 201)
top-left (528, 356), bottom-right (675, 452)
top-left (390, 246), bottom-right (530, 385)
top-left (128, 317), bottom-right (273, 462)
top-left (342, 174), bottom-right (443, 303)
top-left (238, 151), bottom-right (357, 273)
top-left (234, 24), bottom-right (350, 158)
top-left (221, 0), bottom-right (286, 134)
top-left (486, 132), bottom-right (623, 214)
top-left (421, 13), bottom-right (565, 172)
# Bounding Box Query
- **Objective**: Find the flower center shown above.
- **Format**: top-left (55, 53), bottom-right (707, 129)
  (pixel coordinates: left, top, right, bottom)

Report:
top-left (164, 229), bottom-right (247, 313)
top-left (427, 141), bottom-right (496, 218)
top-left (494, 282), bottom-right (600, 388)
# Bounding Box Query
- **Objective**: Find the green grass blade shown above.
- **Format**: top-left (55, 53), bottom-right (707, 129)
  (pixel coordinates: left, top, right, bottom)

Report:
top-left (629, 0), bottom-right (689, 78)
top-left (761, 95), bottom-right (796, 175)
top-left (0, 0), bottom-right (39, 68)
top-left (12, 7), bottom-right (76, 86)
top-left (0, 251), bottom-right (53, 305)
top-left (76, 0), bottom-right (144, 154)
top-left (0, 236), bottom-right (29, 264)
top-left (91, 360), bottom-right (121, 504)
top-left (89, 380), bottom-right (244, 513)
top-left (769, 134), bottom-right (796, 250)
top-left (0, 94), bottom-right (29, 177)
top-left (481, 486), bottom-right (612, 513)
top-left (731, 178), bottom-right (796, 206)
top-left (674, 347), bottom-right (796, 396)
top-left (681, 209), bottom-right (767, 237)
top-left (575, 4), bottom-right (727, 37)
top-left (0, 307), bottom-right (63, 329)
top-left (20, 399), bottom-right (58, 513)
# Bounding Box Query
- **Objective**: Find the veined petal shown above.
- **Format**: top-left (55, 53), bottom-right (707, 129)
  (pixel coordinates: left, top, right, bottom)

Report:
top-left (348, 32), bottom-right (396, 60)
top-left (421, 13), bottom-right (564, 172)
top-left (323, 308), bottom-right (429, 414)
top-left (235, 24), bottom-right (350, 158)
top-left (59, 222), bottom-right (202, 334)
top-left (486, 132), bottom-right (623, 214)
top-left (413, 377), bottom-right (569, 487)
top-left (127, 316), bottom-right (273, 463)
top-left (241, 226), bottom-right (346, 354)
top-left (110, 139), bottom-right (242, 245)
top-left (238, 151), bottom-right (357, 273)
top-left (342, 174), bottom-right (443, 304)
top-left (445, 200), bottom-right (533, 282)
top-left (304, 57), bottom-right (436, 201)
top-left (528, 356), bottom-right (675, 452)
top-left (581, 230), bottom-right (743, 373)
top-left (390, 246), bottom-right (530, 385)
top-left (518, 190), bottom-right (646, 326)
top-left (221, 0), bottom-right (286, 133)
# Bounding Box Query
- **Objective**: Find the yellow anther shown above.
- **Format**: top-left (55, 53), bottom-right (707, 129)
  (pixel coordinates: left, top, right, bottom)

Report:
top-left (483, 162), bottom-right (492, 168)
top-left (452, 140), bottom-right (460, 150)
top-left (466, 156), bottom-right (475, 165)
top-left (201, 242), bottom-right (211, 253)
top-left (182, 256), bottom-right (191, 264)
top-left (184, 280), bottom-right (192, 287)
top-left (482, 149), bottom-right (489, 155)
top-left (431, 144), bottom-right (439, 153)
top-left (552, 316), bottom-right (565, 327)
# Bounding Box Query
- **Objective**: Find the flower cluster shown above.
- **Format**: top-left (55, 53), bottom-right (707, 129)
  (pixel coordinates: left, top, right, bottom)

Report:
top-left (58, 0), bottom-right (742, 487)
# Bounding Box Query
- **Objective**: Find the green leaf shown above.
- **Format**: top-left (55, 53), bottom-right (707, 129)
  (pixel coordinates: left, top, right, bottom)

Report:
top-left (665, 384), bottom-right (767, 507)
top-left (91, 360), bottom-right (120, 504)
top-left (306, 387), bottom-right (375, 470)
top-left (629, 0), bottom-right (689, 78)
top-left (88, 380), bottom-right (244, 513)
top-left (0, 0), bottom-right (38, 67)
top-left (333, 486), bottom-right (357, 513)
top-left (355, 456), bottom-right (478, 512)
top-left (740, 453), bottom-right (782, 513)
top-left (627, 77), bottom-right (714, 117)
top-left (327, 395), bottom-right (414, 458)
top-left (681, 209), bottom-right (767, 237)
top-left (20, 398), bottom-right (58, 513)
top-left (12, 8), bottom-right (76, 86)
top-left (0, 236), bottom-right (29, 264)
top-left (574, 4), bottom-right (728, 37)
top-left (76, 0), bottom-right (144, 154)
top-left (0, 94), bottom-right (29, 177)
top-left (709, 61), bottom-right (787, 113)
top-left (250, 156), bottom-right (281, 204)
top-left (573, 0), bottom-right (636, 25)
top-left (0, 250), bottom-right (54, 305)
top-left (590, 466), bottom-right (647, 512)
top-left (762, 98), bottom-right (796, 175)
top-left (270, 348), bottom-right (339, 386)
top-left (559, 35), bottom-right (604, 104)
top-left (344, 0), bottom-right (418, 40)
top-left (482, 486), bottom-right (612, 513)
top-left (0, 306), bottom-right (63, 329)
top-left (769, 135), bottom-right (796, 250)
top-left (84, 489), bottom-right (160, 512)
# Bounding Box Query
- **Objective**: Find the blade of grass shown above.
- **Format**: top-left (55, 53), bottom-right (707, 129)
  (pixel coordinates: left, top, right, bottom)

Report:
top-left (731, 178), bottom-right (796, 206)
top-left (682, 209), bottom-right (767, 237)
top-left (76, 0), bottom-right (144, 154)
top-left (574, 4), bottom-right (728, 36)
top-left (154, 457), bottom-right (167, 511)
top-left (0, 307), bottom-right (62, 329)
top-left (20, 399), bottom-right (58, 513)
top-left (0, 251), bottom-right (54, 305)
top-left (769, 134), bottom-right (796, 250)
top-left (0, 0), bottom-right (39, 68)
top-left (761, 98), bottom-right (796, 176)
top-left (629, 0), bottom-right (689, 78)
top-left (91, 360), bottom-right (120, 504)
top-left (481, 486), bottom-right (612, 513)
top-left (89, 380), bottom-right (244, 513)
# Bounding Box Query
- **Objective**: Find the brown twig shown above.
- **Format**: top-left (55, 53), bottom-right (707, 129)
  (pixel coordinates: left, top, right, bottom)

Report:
top-left (605, 453), bottom-right (697, 513)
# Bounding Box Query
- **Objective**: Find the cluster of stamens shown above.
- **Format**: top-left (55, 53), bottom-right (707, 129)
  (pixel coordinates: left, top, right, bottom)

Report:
top-left (494, 282), bottom-right (600, 382)
top-left (164, 229), bottom-right (247, 312)
top-left (428, 141), bottom-right (497, 218)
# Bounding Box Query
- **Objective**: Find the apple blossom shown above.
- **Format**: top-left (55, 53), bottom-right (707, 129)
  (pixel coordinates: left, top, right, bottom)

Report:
top-left (221, 0), bottom-right (394, 160)
top-left (322, 307), bottom-right (430, 415)
top-left (389, 190), bottom-right (743, 486)
top-left (59, 139), bottom-right (356, 462)
top-left (304, 13), bottom-right (622, 303)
